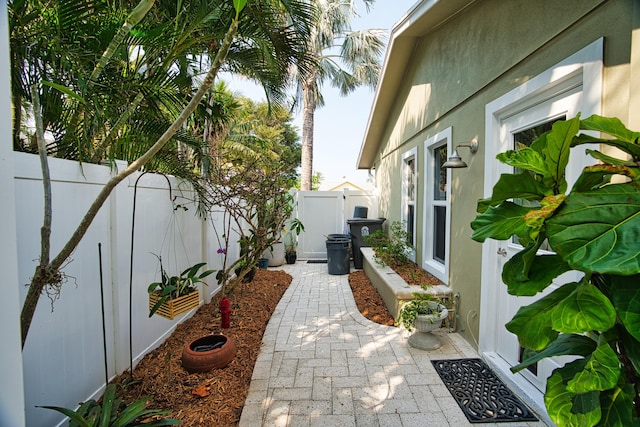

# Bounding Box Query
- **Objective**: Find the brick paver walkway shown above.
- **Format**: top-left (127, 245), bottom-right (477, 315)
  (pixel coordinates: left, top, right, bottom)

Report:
top-left (239, 261), bottom-right (548, 426)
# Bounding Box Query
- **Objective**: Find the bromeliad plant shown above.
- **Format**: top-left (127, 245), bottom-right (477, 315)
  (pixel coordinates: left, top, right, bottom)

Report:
top-left (38, 383), bottom-right (179, 426)
top-left (471, 115), bottom-right (640, 426)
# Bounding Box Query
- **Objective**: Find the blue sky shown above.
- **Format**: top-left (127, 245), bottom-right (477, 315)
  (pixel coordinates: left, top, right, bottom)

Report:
top-left (222, 1), bottom-right (417, 185)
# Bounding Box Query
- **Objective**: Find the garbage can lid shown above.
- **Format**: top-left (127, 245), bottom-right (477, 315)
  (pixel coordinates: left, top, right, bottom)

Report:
top-left (346, 218), bottom-right (385, 224)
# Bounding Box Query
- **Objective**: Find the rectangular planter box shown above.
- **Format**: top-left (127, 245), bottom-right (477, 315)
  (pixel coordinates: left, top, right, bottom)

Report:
top-left (149, 291), bottom-right (200, 320)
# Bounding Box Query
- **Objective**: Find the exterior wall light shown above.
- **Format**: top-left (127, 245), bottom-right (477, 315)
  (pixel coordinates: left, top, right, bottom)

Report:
top-left (442, 139), bottom-right (479, 169)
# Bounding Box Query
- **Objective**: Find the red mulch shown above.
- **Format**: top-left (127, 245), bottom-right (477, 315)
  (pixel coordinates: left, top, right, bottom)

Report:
top-left (113, 264), bottom-right (422, 425)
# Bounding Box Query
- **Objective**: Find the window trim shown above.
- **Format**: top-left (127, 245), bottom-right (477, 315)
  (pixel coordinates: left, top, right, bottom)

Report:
top-left (401, 147), bottom-right (417, 262)
top-left (422, 128), bottom-right (452, 283)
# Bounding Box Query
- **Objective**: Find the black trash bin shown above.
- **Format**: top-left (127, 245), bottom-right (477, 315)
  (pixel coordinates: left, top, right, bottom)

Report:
top-left (326, 235), bottom-right (350, 275)
top-left (347, 218), bottom-right (385, 269)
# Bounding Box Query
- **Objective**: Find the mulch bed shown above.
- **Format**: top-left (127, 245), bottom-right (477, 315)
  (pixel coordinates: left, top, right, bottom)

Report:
top-left (113, 266), bottom-right (402, 425)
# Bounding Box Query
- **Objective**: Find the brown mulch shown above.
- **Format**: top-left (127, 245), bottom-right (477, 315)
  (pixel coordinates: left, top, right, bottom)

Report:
top-left (114, 266), bottom-right (395, 426)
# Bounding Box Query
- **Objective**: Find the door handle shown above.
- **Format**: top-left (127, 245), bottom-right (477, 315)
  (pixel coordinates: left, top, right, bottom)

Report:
top-left (497, 248), bottom-right (507, 257)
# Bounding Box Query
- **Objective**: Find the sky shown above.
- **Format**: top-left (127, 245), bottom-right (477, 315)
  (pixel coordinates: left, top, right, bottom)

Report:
top-left (222, 1), bottom-right (418, 186)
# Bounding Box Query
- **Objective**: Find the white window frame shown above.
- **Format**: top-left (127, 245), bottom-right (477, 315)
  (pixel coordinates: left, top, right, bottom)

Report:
top-left (401, 147), bottom-right (417, 262)
top-left (422, 128), bottom-right (452, 283)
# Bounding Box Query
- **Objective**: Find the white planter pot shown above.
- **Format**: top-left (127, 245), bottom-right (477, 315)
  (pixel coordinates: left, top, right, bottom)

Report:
top-left (262, 241), bottom-right (285, 267)
top-left (408, 303), bottom-right (448, 351)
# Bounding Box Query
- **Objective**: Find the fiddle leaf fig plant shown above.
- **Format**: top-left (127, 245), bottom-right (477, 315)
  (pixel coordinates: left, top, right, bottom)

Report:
top-left (470, 114), bottom-right (640, 427)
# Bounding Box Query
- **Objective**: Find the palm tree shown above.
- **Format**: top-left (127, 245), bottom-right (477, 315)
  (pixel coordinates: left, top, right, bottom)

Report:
top-left (296, 0), bottom-right (385, 190)
top-left (11, 0), bottom-right (313, 347)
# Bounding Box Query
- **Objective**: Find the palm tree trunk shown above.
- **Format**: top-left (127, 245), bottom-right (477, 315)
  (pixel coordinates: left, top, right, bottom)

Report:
top-left (300, 79), bottom-right (315, 191)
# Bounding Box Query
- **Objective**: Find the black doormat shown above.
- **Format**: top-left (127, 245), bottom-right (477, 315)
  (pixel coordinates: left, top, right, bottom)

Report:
top-left (432, 358), bottom-right (538, 423)
top-left (307, 259), bottom-right (327, 264)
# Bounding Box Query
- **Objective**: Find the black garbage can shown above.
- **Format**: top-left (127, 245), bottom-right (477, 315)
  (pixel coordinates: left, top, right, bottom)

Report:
top-left (347, 218), bottom-right (385, 269)
top-left (326, 235), bottom-right (350, 275)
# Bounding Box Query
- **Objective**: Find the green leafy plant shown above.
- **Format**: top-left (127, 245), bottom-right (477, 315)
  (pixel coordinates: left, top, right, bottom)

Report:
top-left (471, 114), bottom-right (640, 426)
top-left (38, 383), bottom-right (180, 426)
top-left (284, 217), bottom-right (305, 255)
top-left (397, 287), bottom-right (444, 332)
top-left (147, 255), bottom-right (215, 317)
top-left (363, 221), bottom-right (412, 267)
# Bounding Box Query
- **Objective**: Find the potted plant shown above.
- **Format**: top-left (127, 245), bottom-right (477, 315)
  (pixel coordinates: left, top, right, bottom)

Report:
top-left (284, 217), bottom-right (305, 264)
top-left (397, 287), bottom-right (448, 350)
top-left (148, 255), bottom-right (215, 319)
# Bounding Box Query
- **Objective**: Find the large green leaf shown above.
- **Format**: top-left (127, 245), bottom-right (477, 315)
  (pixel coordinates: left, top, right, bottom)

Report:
top-left (599, 384), bottom-right (640, 427)
top-left (547, 183), bottom-right (640, 275)
top-left (524, 194), bottom-right (566, 239)
top-left (581, 115), bottom-right (640, 144)
top-left (567, 341), bottom-right (621, 393)
top-left (470, 202), bottom-right (532, 243)
top-left (482, 172), bottom-right (550, 208)
top-left (506, 283), bottom-right (577, 350)
top-left (542, 116), bottom-right (580, 193)
top-left (503, 252), bottom-right (572, 296)
top-left (551, 282), bottom-right (616, 334)
top-left (546, 360), bottom-right (602, 427)
top-left (496, 148), bottom-right (548, 176)
top-left (619, 327), bottom-right (640, 377)
top-left (609, 274), bottom-right (640, 342)
top-left (511, 334), bottom-right (596, 373)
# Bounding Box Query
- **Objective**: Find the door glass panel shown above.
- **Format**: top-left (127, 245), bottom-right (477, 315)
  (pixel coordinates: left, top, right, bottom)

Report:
top-left (512, 117), bottom-right (565, 250)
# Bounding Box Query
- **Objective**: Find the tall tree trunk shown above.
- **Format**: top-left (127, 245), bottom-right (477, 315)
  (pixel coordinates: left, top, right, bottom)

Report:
top-left (300, 79), bottom-right (315, 191)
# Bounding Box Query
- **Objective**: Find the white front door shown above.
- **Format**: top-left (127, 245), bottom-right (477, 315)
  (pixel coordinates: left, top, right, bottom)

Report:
top-left (479, 39), bottom-right (603, 411)
top-left (494, 91), bottom-right (582, 392)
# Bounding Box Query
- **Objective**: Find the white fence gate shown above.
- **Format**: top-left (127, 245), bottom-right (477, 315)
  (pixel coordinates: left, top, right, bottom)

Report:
top-left (296, 189), bottom-right (379, 259)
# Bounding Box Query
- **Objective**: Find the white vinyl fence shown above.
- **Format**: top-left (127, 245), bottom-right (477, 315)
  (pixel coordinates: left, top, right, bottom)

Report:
top-left (13, 152), bottom-right (239, 427)
top-left (296, 190), bottom-right (379, 259)
top-left (9, 152), bottom-right (379, 427)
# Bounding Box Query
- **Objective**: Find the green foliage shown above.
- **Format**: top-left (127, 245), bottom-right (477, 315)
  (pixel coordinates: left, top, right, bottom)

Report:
top-left (396, 287), bottom-right (444, 332)
top-left (38, 383), bottom-right (180, 426)
top-left (363, 221), bottom-right (412, 267)
top-left (471, 114), bottom-right (640, 426)
top-left (147, 255), bottom-right (214, 317)
top-left (284, 217), bottom-right (305, 254)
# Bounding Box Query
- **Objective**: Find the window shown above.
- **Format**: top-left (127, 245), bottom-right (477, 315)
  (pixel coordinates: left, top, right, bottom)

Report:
top-left (402, 148), bottom-right (417, 260)
top-left (423, 128), bottom-right (451, 283)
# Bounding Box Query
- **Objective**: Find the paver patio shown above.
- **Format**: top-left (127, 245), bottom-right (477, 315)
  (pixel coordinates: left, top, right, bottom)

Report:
top-left (239, 261), bottom-right (549, 426)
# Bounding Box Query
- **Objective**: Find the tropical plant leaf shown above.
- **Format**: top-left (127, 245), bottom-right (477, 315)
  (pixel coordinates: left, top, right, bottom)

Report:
top-left (511, 334), bottom-right (596, 373)
top-left (541, 116), bottom-right (580, 193)
top-left (547, 183), bottom-right (640, 275)
top-left (619, 327), bottom-right (640, 377)
top-left (524, 194), bottom-right (566, 239)
top-left (479, 172), bottom-right (550, 210)
top-left (609, 274), bottom-right (640, 342)
top-left (506, 283), bottom-right (577, 350)
top-left (545, 360), bottom-right (602, 427)
top-left (470, 202), bottom-right (532, 243)
top-left (37, 404), bottom-right (96, 427)
top-left (550, 282), bottom-right (616, 334)
top-left (496, 147), bottom-right (548, 176)
top-left (581, 114), bottom-right (640, 143)
top-left (567, 340), bottom-right (621, 393)
top-left (502, 252), bottom-right (572, 296)
top-left (598, 384), bottom-right (640, 427)
top-left (99, 384), bottom-right (117, 426)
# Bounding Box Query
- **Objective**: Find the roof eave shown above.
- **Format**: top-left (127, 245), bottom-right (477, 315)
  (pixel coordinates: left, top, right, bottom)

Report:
top-left (357, 0), bottom-right (477, 170)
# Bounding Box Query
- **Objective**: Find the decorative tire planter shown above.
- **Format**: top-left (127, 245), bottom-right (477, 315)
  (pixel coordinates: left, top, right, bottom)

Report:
top-left (407, 303), bottom-right (448, 351)
top-left (181, 334), bottom-right (237, 373)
